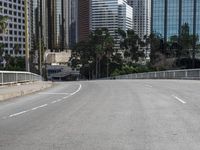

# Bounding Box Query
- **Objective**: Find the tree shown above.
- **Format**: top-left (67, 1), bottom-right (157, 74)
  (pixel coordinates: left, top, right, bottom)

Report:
top-left (179, 23), bottom-right (193, 57)
top-left (0, 15), bottom-right (8, 67)
top-left (117, 29), bottom-right (145, 62)
top-left (0, 15), bottom-right (8, 34)
top-left (71, 28), bottom-right (114, 79)
top-left (169, 23), bottom-right (199, 68)
top-left (13, 44), bottom-right (20, 56)
top-left (144, 32), bottom-right (162, 65)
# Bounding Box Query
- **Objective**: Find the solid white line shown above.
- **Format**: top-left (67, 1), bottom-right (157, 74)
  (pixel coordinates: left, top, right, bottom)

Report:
top-left (9, 110), bottom-right (28, 117)
top-left (172, 95), bottom-right (186, 104)
top-left (70, 84), bottom-right (82, 96)
top-left (63, 95), bottom-right (71, 99)
top-left (31, 104), bottom-right (48, 110)
top-left (56, 99), bottom-right (62, 102)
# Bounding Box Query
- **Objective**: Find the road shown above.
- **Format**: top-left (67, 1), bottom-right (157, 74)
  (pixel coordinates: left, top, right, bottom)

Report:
top-left (0, 80), bottom-right (200, 150)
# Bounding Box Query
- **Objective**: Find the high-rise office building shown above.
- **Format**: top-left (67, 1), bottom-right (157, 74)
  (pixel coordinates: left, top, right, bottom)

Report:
top-left (127, 0), bottom-right (151, 40)
top-left (47, 0), bottom-right (69, 51)
top-left (78, 0), bottom-right (90, 42)
top-left (90, 0), bottom-right (133, 48)
top-left (151, 0), bottom-right (200, 43)
top-left (0, 0), bottom-right (32, 56)
top-left (68, 0), bottom-right (78, 48)
top-left (31, 0), bottom-right (48, 50)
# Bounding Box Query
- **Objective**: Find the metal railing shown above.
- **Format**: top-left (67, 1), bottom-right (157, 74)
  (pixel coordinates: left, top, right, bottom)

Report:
top-left (106, 69), bottom-right (200, 80)
top-left (0, 71), bottom-right (42, 85)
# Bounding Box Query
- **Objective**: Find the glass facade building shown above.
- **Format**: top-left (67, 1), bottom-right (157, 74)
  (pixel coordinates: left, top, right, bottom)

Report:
top-left (68, 0), bottom-right (78, 48)
top-left (90, 0), bottom-right (133, 48)
top-left (47, 0), bottom-right (69, 51)
top-left (31, 0), bottom-right (48, 50)
top-left (152, 0), bottom-right (200, 43)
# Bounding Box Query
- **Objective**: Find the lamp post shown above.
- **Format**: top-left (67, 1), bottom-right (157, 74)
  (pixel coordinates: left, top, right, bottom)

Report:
top-left (25, 0), bottom-right (30, 72)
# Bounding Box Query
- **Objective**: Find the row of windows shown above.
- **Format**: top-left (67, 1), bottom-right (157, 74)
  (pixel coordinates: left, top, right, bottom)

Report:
top-left (0, 36), bottom-right (25, 42)
top-left (9, 24), bottom-right (25, 30)
top-left (1, 43), bottom-right (25, 49)
top-left (0, 3), bottom-right (24, 10)
top-left (3, 9), bottom-right (25, 17)
top-left (4, 50), bottom-right (25, 55)
top-left (0, 0), bottom-right (24, 6)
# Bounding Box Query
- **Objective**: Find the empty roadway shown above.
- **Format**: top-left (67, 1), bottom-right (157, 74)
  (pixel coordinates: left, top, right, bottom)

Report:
top-left (0, 80), bottom-right (200, 150)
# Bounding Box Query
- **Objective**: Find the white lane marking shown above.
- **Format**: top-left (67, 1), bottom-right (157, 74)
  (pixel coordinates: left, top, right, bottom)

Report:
top-left (56, 99), bottom-right (62, 102)
top-left (70, 84), bottom-right (82, 96)
top-left (9, 110), bottom-right (29, 118)
top-left (51, 100), bottom-right (58, 104)
top-left (145, 84), bottom-right (153, 88)
top-left (4, 84), bottom-right (82, 120)
top-left (172, 95), bottom-right (186, 104)
top-left (63, 95), bottom-right (71, 99)
top-left (31, 104), bottom-right (48, 111)
top-left (39, 92), bottom-right (70, 95)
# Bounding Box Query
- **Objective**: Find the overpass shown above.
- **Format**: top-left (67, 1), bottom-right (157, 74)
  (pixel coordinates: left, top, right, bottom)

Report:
top-left (0, 70), bottom-right (200, 149)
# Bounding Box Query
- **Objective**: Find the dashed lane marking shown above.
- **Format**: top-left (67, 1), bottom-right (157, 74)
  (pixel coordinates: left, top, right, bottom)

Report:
top-left (3, 84), bottom-right (82, 119)
top-left (172, 95), bottom-right (186, 104)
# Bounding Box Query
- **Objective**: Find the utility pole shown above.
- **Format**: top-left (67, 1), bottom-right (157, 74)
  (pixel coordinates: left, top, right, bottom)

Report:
top-left (25, 0), bottom-right (30, 72)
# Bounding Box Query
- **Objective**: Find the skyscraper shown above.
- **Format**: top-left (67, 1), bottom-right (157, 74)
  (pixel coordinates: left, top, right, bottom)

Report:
top-left (151, 0), bottom-right (200, 43)
top-left (127, 0), bottom-right (151, 40)
top-left (47, 0), bottom-right (69, 51)
top-left (90, 0), bottom-right (133, 48)
top-left (31, 0), bottom-right (48, 50)
top-left (78, 0), bottom-right (90, 42)
top-left (68, 0), bottom-right (78, 48)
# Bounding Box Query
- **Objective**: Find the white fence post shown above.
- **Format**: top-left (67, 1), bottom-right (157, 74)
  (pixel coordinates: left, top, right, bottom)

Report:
top-left (185, 71), bottom-right (188, 78)
top-left (16, 73), bottom-right (18, 83)
top-left (1, 72), bottom-right (3, 85)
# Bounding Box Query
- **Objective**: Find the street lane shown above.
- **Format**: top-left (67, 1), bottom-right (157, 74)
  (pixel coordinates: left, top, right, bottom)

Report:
top-left (0, 80), bottom-right (200, 149)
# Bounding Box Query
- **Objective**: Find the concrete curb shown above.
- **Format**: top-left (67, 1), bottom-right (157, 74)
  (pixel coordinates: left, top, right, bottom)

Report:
top-left (0, 82), bottom-right (52, 101)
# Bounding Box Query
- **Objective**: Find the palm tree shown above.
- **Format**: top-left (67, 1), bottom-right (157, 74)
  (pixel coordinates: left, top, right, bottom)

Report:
top-left (0, 15), bottom-right (8, 66)
top-left (13, 44), bottom-right (20, 57)
top-left (0, 15), bottom-right (8, 34)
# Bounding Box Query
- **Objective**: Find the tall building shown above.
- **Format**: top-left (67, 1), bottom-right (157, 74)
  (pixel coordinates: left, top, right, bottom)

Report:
top-left (127, 0), bottom-right (151, 40)
top-left (47, 0), bottom-right (69, 51)
top-left (151, 0), bottom-right (200, 43)
top-left (68, 0), bottom-right (78, 48)
top-left (0, 0), bottom-right (31, 56)
top-left (90, 0), bottom-right (133, 48)
top-left (31, 0), bottom-right (48, 50)
top-left (78, 0), bottom-right (90, 42)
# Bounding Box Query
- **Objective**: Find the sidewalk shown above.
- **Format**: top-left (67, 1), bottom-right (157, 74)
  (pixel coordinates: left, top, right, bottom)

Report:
top-left (0, 81), bottom-right (52, 101)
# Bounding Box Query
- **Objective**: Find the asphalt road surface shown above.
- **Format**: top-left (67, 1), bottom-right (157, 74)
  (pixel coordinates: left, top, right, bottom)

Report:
top-left (0, 80), bottom-right (200, 150)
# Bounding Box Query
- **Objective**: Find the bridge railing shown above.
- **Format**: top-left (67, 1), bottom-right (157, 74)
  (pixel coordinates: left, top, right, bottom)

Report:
top-left (0, 71), bottom-right (42, 85)
top-left (106, 69), bottom-right (200, 80)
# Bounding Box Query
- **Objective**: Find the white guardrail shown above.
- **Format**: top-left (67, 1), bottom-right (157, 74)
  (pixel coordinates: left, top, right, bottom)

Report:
top-left (0, 71), bottom-right (42, 85)
top-left (106, 69), bottom-right (200, 80)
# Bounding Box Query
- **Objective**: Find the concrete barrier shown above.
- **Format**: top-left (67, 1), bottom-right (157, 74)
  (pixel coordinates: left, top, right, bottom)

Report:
top-left (0, 81), bottom-right (52, 101)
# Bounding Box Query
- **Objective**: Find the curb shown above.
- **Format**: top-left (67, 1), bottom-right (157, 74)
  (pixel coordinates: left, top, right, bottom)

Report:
top-left (0, 82), bottom-right (52, 101)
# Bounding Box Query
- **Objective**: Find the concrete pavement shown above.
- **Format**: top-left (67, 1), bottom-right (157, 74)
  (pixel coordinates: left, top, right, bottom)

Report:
top-left (0, 81), bottom-right (52, 101)
top-left (0, 80), bottom-right (200, 149)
